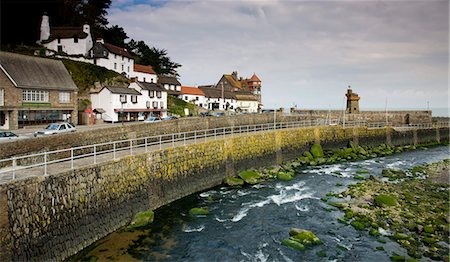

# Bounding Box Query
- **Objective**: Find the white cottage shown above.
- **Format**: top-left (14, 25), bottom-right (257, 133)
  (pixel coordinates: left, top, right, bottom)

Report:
top-left (129, 81), bottom-right (167, 118)
top-left (130, 64), bottom-right (157, 83)
top-left (37, 14), bottom-right (93, 56)
top-left (180, 86), bottom-right (207, 109)
top-left (90, 86), bottom-right (142, 123)
top-left (90, 39), bottom-right (134, 78)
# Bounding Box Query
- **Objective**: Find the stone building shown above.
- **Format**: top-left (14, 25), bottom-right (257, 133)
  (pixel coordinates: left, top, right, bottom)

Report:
top-left (215, 71), bottom-right (262, 110)
top-left (0, 51), bottom-right (78, 130)
top-left (345, 86), bottom-right (360, 114)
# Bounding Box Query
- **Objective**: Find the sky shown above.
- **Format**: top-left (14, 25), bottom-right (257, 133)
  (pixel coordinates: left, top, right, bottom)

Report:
top-left (107, 0), bottom-right (449, 111)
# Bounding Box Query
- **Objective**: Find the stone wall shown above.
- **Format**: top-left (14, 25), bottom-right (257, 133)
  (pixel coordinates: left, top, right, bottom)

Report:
top-left (0, 125), bottom-right (447, 262)
top-left (294, 110), bottom-right (432, 125)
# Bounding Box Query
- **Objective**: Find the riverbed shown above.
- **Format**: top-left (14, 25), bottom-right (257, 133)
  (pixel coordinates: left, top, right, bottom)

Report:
top-left (79, 145), bottom-right (449, 262)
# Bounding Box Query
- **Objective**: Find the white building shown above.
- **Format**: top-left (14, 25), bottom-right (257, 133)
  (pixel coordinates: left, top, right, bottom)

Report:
top-left (180, 86), bottom-right (207, 108)
top-left (129, 81), bottom-right (167, 118)
top-left (130, 64), bottom-right (157, 83)
top-left (90, 39), bottom-right (134, 78)
top-left (235, 92), bottom-right (259, 113)
top-left (90, 86), bottom-right (143, 123)
top-left (37, 14), bottom-right (93, 56)
top-left (158, 75), bottom-right (182, 96)
top-left (198, 86), bottom-right (236, 111)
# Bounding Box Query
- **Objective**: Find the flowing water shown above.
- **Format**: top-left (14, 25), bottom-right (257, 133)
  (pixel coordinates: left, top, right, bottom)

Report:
top-left (85, 146), bottom-right (449, 262)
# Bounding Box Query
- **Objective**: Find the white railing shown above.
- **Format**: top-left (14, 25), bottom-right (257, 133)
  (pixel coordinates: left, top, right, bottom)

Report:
top-left (0, 119), bottom-right (448, 181)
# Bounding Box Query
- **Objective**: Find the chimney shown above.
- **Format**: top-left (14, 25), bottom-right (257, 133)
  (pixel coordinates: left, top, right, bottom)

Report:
top-left (96, 38), bottom-right (104, 44)
top-left (38, 14), bottom-right (50, 43)
top-left (232, 71), bottom-right (238, 80)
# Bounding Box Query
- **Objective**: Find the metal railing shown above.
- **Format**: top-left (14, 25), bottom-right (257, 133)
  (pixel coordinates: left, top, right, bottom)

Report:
top-left (0, 119), bottom-right (448, 180)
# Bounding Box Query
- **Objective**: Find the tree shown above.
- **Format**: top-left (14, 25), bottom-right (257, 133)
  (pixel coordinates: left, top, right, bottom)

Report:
top-left (127, 40), bottom-right (181, 76)
top-left (100, 25), bottom-right (128, 47)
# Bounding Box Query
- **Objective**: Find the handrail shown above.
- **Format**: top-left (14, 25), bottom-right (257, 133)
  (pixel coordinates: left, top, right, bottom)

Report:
top-left (0, 119), bottom-right (448, 180)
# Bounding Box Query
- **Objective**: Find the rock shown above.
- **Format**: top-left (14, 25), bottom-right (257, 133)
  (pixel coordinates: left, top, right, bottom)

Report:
top-left (289, 228), bottom-right (322, 245)
top-left (276, 172), bottom-right (294, 181)
top-left (238, 170), bottom-right (261, 184)
top-left (356, 169), bottom-right (369, 174)
top-left (189, 207), bottom-right (209, 216)
top-left (281, 238), bottom-right (305, 251)
top-left (374, 194), bottom-right (397, 207)
top-left (310, 144), bottom-right (324, 158)
top-left (303, 151), bottom-right (314, 159)
top-left (351, 221), bottom-right (367, 230)
top-left (127, 210), bottom-right (154, 229)
top-left (423, 225), bottom-right (434, 233)
top-left (390, 255), bottom-right (406, 261)
top-left (224, 177), bottom-right (244, 187)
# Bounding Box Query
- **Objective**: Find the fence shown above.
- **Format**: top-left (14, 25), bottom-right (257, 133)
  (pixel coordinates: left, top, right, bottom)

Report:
top-left (0, 119), bottom-right (448, 181)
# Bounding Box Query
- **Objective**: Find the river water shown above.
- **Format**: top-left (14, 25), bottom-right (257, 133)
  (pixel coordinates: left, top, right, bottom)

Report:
top-left (84, 146), bottom-right (449, 262)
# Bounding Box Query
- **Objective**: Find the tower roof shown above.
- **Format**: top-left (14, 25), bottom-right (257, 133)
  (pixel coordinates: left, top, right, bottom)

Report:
top-left (249, 73), bottom-right (261, 82)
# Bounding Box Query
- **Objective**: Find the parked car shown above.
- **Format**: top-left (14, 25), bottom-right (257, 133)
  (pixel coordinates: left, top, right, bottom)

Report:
top-left (0, 131), bottom-right (21, 141)
top-left (33, 122), bottom-right (76, 137)
top-left (144, 116), bottom-right (161, 122)
top-left (161, 115), bottom-right (178, 121)
top-left (200, 112), bottom-right (212, 117)
top-left (212, 112), bottom-right (225, 117)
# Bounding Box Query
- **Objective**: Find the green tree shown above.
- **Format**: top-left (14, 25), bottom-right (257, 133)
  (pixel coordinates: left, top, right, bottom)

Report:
top-left (127, 40), bottom-right (181, 76)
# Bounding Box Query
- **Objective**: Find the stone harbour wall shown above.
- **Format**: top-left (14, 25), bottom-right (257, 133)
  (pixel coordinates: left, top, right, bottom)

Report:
top-left (0, 125), bottom-right (447, 262)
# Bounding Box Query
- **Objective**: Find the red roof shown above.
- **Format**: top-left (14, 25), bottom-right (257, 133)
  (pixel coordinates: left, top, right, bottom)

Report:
top-left (249, 73), bottom-right (261, 82)
top-left (134, 64), bottom-right (156, 74)
top-left (181, 86), bottom-right (205, 96)
top-left (103, 43), bottom-right (133, 58)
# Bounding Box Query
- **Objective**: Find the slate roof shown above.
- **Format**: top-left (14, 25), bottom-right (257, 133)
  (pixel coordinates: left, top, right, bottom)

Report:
top-left (134, 64), bottom-right (156, 74)
top-left (198, 86), bottom-right (235, 99)
top-left (0, 51), bottom-right (77, 91)
top-left (105, 86), bottom-right (141, 95)
top-left (223, 74), bottom-right (242, 89)
top-left (136, 81), bottom-right (166, 92)
top-left (158, 75), bottom-right (181, 86)
top-left (181, 86), bottom-right (205, 96)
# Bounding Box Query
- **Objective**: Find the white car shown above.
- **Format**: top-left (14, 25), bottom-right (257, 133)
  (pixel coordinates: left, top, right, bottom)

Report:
top-left (0, 131), bottom-right (21, 141)
top-left (34, 122), bottom-right (76, 137)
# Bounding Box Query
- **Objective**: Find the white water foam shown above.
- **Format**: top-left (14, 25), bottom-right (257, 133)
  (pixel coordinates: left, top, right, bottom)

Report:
top-left (199, 191), bottom-right (217, 198)
top-left (182, 225), bottom-right (205, 233)
top-left (231, 199), bottom-right (271, 222)
top-left (295, 204), bottom-right (309, 212)
top-left (215, 217), bottom-right (227, 223)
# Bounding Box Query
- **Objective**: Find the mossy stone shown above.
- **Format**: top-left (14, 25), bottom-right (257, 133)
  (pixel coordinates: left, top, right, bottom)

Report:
top-left (356, 169), bottom-right (369, 174)
top-left (390, 255), bottom-right (406, 262)
top-left (423, 225), bottom-right (434, 233)
top-left (310, 144), bottom-right (324, 158)
top-left (281, 238), bottom-right (305, 251)
top-left (303, 151), bottom-right (314, 159)
top-left (351, 221), bottom-right (366, 230)
top-left (374, 194), bottom-right (397, 207)
top-left (127, 210), bottom-right (154, 229)
top-left (369, 228), bottom-right (380, 236)
top-left (238, 170), bottom-right (261, 184)
top-left (277, 172), bottom-right (294, 181)
top-left (289, 228), bottom-right (322, 245)
top-left (189, 207), bottom-right (209, 216)
top-left (224, 177), bottom-right (244, 187)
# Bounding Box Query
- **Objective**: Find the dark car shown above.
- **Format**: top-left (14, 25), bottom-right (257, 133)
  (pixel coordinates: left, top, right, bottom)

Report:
top-left (0, 131), bottom-right (20, 141)
top-left (199, 112), bottom-right (212, 117)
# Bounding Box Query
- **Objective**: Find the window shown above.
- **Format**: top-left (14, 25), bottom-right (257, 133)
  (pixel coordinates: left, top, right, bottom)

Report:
top-left (131, 95), bottom-right (137, 103)
top-left (114, 63), bottom-right (117, 70)
top-left (143, 77), bottom-right (146, 82)
top-left (127, 66), bottom-right (130, 72)
top-left (59, 92), bottom-right (70, 103)
top-left (57, 45), bottom-right (63, 52)
top-left (184, 96), bottom-right (188, 100)
top-left (195, 96), bottom-right (199, 101)
top-left (152, 101), bottom-right (158, 108)
top-left (121, 64), bottom-right (124, 71)
top-left (22, 90), bottom-right (49, 102)
top-left (57, 38), bottom-right (61, 44)
top-left (114, 54), bottom-right (117, 59)
top-left (156, 91), bottom-right (161, 98)
top-left (74, 36), bottom-right (78, 43)
top-left (120, 94), bottom-right (127, 103)
top-left (128, 58), bottom-right (130, 62)
top-left (160, 101), bottom-right (164, 108)
top-left (149, 90), bottom-right (154, 98)
top-left (0, 89), bottom-right (4, 106)
top-left (122, 56), bottom-right (124, 61)
top-left (59, 124), bottom-right (66, 130)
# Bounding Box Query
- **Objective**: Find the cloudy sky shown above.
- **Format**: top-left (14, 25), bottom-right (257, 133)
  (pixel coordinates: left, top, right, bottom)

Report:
top-left (108, 0), bottom-right (448, 111)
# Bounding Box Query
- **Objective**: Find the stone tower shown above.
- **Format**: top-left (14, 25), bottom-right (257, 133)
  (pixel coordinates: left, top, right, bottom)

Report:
top-left (345, 86), bottom-right (360, 114)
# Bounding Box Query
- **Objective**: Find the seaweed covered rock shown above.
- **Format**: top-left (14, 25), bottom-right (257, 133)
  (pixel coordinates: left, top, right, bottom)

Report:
top-left (189, 207), bottom-right (209, 216)
top-left (374, 194), bottom-right (397, 207)
top-left (310, 144), bottom-right (324, 158)
top-left (289, 228), bottom-right (322, 245)
top-left (276, 171), bottom-right (294, 181)
top-left (224, 177), bottom-right (244, 187)
top-left (238, 170), bottom-right (261, 185)
top-left (281, 239), bottom-right (305, 251)
top-left (127, 210), bottom-right (154, 230)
